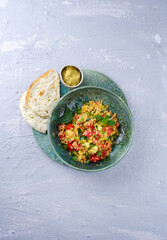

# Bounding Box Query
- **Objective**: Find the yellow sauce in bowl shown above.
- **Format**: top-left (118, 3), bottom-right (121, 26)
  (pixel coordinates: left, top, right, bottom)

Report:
top-left (62, 66), bottom-right (81, 86)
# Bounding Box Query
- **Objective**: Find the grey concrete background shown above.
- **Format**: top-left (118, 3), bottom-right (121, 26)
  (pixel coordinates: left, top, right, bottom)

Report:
top-left (0, 0), bottom-right (167, 239)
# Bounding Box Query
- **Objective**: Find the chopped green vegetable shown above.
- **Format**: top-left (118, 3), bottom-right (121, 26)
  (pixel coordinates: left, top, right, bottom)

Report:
top-left (76, 108), bottom-right (81, 114)
top-left (72, 156), bottom-right (77, 161)
top-left (84, 142), bottom-right (90, 149)
top-left (80, 136), bottom-right (87, 140)
top-left (63, 144), bottom-right (67, 149)
top-left (79, 117), bottom-right (84, 122)
top-left (72, 151), bottom-right (77, 155)
top-left (77, 128), bottom-right (82, 136)
top-left (90, 143), bottom-right (95, 148)
top-left (86, 160), bottom-right (90, 164)
top-left (89, 145), bottom-right (98, 154)
top-left (97, 151), bottom-right (101, 157)
top-left (57, 108), bottom-right (73, 124)
top-left (86, 153), bottom-right (90, 159)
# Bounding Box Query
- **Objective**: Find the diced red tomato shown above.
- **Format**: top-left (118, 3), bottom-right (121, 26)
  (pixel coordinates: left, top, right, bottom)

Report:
top-left (72, 141), bottom-right (82, 151)
top-left (89, 154), bottom-right (101, 162)
top-left (74, 115), bottom-right (79, 120)
top-left (83, 130), bottom-right (93, 138)
top-left (67, 143), bottom-right (74, 151)
top-left (102, 150), bottom-right (108, 157)
top-left (95, 130), bottom-right (101, 137)
top-left (101, 144), bottom-right (105, 149)
top-left (106, 141), bottom-right (111, 149)
top-left (66, 123), bottom-right (74, 130)
top-left (76, 122), bottom-right (82, 128)
top-left (58, 133), bottom-right (65, 140)
top-left (103, 126), bottom-right (113, 136)
top-left (115, 122), bottom-right (119, 129)
top-left (100, 142), bottom-right (111, 151)
top-left (89, 124), bottom-right (94, 130)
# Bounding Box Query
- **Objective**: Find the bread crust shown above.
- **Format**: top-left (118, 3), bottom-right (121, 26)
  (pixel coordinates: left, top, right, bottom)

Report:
top-left (26, 69), bottom-right (54, 108)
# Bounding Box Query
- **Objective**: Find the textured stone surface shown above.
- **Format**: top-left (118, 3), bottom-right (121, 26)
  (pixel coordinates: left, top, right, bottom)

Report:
top-left (0, 0), bottom-right (167, 239)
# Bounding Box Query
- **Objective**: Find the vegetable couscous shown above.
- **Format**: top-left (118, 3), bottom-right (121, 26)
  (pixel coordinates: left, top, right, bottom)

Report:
top-left (58, 100), bottom-right (119, 163)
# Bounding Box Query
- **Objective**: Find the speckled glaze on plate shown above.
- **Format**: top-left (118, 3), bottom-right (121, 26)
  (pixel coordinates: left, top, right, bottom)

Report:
top-left (33, 69), bottom-right (129, 165)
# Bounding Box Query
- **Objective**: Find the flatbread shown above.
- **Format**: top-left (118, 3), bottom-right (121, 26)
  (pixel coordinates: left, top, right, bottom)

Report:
top-left (26, 69), bottom-right (60, 118)
top-left (20, 91), bottom-right (48, 133)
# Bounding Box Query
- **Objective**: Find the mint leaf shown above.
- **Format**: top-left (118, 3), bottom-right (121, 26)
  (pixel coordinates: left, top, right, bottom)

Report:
top-left (57, 108), bottom-right (73, 124)
top-left (102, 115), bottom-right (109, 124)
top-left (96, 115), bottom-right (103, 121)
top-left (107, 120), bottom-right (116, 126)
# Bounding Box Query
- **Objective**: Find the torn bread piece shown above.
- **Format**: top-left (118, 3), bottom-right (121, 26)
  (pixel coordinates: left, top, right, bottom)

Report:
top-left (20, 91), bottom-right (48, 133)
top-left (26, 69), bottom-right (60, 118)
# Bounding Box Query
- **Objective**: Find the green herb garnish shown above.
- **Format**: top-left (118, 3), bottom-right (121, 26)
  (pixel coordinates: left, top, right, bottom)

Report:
top-left (97, 151), bottom-right (101, 157)
top-left (107, 120), bottom-right (116, 126)
top-left (90, 143), bottom-right (95, 148)
top-left (96, 114), bottom-right (116, 126)
top-left (102, 115), bottom-right (109, 124)
top-left (86, 160), bottom-right (90, 164)
top-left (96, 115), bottom-right (103, 121)
top-left (57, 108), bottom-right (73, 124)
top-left (86, 153), bottom-right (90, 159)
top-left (63, 144), bottom-right (67, 149)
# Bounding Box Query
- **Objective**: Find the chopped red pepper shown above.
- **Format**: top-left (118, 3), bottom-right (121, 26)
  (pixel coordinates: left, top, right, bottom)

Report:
top-left (103, 126), bottom-right (113, 136)
top-left (72, 141), bottom-right (82, 151)
top-left (58, 133), bottom-right (65, 140)
top-left (66, 123), bottom-right (74, 130)
top-left (102, 150), bottom-right (108, 157)
top-left (89, 124), bottom-right (94, 130)
top-left (89, 154), bottom-right (101, 162)
top-left (83, 130), bottom-right (93, 138)
top-left (67, 143), bottom-right (74, 151)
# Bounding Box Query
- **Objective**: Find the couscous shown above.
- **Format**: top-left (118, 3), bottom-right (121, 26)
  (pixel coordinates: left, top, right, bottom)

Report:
top-left (58, 100), bottom-right (119, 163)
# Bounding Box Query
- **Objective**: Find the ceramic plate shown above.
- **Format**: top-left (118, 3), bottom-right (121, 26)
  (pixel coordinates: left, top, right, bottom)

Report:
top-left (33, 69), bottom-right (129, 165)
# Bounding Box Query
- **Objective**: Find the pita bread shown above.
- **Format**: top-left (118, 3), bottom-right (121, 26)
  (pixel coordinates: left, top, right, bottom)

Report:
top-left (20, 91), bottom-right (48, 133)
top-left (26, 69), bottom-right (60, 118)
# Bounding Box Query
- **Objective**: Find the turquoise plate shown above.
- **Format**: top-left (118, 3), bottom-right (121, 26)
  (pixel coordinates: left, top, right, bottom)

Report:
top-left (33, 69), bottom-right (129, 165)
